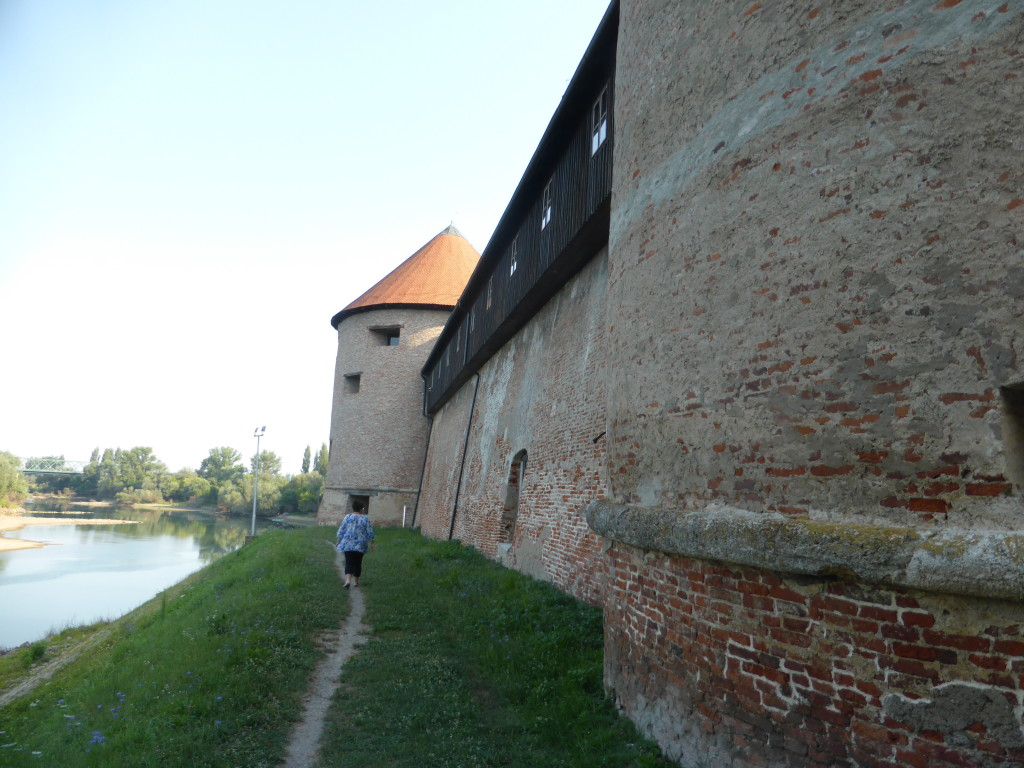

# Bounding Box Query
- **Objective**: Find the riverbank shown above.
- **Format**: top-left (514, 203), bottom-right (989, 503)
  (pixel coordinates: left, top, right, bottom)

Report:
top-left (21, 495), bottom-right (213, 513)
top-left (0, 527), bottom-right (344, 767)
top-left (0, 497), bottom-right (227, 552)
top-left (0, 516), bottom-right (139, 552)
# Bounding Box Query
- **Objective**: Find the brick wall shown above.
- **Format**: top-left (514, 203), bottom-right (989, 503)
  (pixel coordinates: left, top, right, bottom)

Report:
top-left (416, 379), bottom-right (475, 540)
top-left (417, 251), bottom-right (610, 603)
top-left (606, 545), bottom-right (1024, 768)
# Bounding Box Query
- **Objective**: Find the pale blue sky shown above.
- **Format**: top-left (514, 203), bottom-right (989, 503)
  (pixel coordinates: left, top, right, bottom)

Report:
top-left (0, 0), bottom-right (611, 475)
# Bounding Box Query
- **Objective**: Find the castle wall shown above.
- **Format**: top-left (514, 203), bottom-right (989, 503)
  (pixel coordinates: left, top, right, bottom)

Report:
top-left (417, 250), bottom-right (609, 604)
top-left (320, 307), bottom-right (449, 527)
top-left (415, 379), bottom-right (474, 541)
top-left (599, 1), bottom-right (1024, 764)
top-left (609, 0), bottom-right (1023, 524)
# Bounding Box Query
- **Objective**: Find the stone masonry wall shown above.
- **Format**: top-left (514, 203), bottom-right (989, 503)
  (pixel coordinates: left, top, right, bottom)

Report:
top-left (416, 380), bottom-right (475, 540)
top-left (609, 0), bottom-right (1024, 525)
top-left (599, 1), bottom-right (1024, 765)
top-left (417, 251), bottom-right (610, 604)
top-left (319, 307), bottom-right (449, 526)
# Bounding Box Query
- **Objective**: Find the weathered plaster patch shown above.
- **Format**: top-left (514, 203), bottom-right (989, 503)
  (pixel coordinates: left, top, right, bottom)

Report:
top-left (612, 0), bottom-right (1021, 237)
top-left (883, 682), bottom-right (1024, 749)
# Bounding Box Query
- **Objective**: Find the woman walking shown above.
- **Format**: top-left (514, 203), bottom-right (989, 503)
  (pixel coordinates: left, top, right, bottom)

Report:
top-left (335, 500), bottom-right (375, 588)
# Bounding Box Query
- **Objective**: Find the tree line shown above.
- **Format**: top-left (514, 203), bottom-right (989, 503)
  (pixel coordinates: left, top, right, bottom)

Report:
top-left (0, 444), bottom-right (330, 517)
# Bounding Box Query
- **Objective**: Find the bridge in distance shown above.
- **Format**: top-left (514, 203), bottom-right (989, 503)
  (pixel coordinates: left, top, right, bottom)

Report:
top-left (16, 457), bottom-right (86, 474)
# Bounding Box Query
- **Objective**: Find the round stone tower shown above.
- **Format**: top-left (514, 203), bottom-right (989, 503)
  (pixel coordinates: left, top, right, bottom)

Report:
top-left (318, 225), bottom-right (479, 526)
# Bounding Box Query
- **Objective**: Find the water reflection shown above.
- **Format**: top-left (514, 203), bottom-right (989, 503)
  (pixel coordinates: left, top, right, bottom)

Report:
top-left (0, 503), bottom-right (264, 650)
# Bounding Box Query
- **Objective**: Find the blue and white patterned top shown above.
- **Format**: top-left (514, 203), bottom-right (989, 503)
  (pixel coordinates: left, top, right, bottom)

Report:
top-left (336, 513), bottom-right (375, 553)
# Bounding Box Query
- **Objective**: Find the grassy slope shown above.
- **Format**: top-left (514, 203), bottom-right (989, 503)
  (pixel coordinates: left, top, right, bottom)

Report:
top-left (0, 626), bottom-right (107, 695)
top-left (317, 529), bottom-right (673, 768)
top-left (0, 527), bottom-right (344, 767)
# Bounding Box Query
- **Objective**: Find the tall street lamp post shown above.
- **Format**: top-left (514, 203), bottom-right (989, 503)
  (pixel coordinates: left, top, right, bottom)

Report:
top-left (251, 426), bottom-right (266, 537)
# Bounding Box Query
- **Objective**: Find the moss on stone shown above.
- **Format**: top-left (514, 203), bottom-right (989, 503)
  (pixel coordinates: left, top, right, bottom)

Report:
top-left (918, 534), bottom-right (971, 560)
top-left (790, 517), bottom-right (919, 550)
top-left (1002, 535), bottom-right (1024, 564)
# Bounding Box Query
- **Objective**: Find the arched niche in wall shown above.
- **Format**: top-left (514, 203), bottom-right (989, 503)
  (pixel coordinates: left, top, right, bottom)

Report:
top-left (502, 450), bottom-right (528, 544)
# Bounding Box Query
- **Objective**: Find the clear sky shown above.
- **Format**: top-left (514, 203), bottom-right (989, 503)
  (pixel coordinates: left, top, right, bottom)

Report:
top-left (0, 0), bottom-right (612, 475)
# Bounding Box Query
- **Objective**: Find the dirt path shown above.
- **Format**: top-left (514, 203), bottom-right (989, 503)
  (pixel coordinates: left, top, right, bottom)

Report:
top-left (0, 628), bottom-right (113, 708)
top-left (279, 547), bottom-right (368, 768)
top-left (1, 542), bottom-right (368, 764)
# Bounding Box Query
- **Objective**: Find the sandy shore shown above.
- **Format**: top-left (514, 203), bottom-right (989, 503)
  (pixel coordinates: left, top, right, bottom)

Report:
top-left (0, 516), bottom-right (140, 552)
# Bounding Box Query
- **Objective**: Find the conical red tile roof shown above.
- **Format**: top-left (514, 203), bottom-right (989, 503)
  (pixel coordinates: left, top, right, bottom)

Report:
top-left (331, 225), bottom-right (480, 328)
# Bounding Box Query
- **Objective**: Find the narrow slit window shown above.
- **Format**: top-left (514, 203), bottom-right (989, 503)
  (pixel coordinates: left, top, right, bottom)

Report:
top-left (510, 236), bottom-right (519, 276)
top-left (344, 373), bottom-right (361, 394)
top-left (486, 276), bottom-right (494, 309)
top-left (591, 87), bottom-right (608, 155)
top-left (1001, 384), bottom-right (1024, 489)
top-left (541, 182), bottom-right (553, 230)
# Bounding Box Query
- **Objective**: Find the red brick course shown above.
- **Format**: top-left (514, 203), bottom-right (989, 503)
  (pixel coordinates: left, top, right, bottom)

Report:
top-left (606, 545), bottom-right (1024, 767)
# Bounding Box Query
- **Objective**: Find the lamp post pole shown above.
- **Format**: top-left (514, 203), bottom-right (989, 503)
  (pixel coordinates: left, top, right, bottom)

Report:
top-left (251, 426), bottom-right (265, 537)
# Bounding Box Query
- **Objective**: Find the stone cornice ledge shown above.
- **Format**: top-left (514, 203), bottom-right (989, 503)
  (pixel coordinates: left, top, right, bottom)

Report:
top-left (585, 500), bottom-right (1024, 602)
top-left (323, 485), bottom-right (419, 494)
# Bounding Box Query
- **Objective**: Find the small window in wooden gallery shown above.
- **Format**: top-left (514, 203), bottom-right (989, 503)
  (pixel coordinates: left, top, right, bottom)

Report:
top-left (591, 87), bottom-right (608, 156)
top-left (541, 181), bottom-right (552, 230)
top-left (486, 275), bottom-right (494, 309)
top-left (344, 373), bottom-right (361, 394)
top-left (509, 236), bottom-right (519, 276)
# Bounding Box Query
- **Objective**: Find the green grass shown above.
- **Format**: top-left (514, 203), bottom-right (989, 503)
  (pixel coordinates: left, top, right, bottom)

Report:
top-left (1, 527), bottom-right (674, 767)
top-left (0, 526), bottom-right (344, 767)
top-left (0, 625), bottom-right (104, 691)
top-left (317, 529), bottom-right (672, 768)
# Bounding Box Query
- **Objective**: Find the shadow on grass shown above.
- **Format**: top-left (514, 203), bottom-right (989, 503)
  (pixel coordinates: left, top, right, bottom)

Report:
top-left (317, 529), bottom-right (674, 768)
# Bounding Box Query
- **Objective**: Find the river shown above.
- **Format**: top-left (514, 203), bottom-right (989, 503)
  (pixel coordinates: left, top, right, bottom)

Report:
top-left (0, 501), bottom-right (288, 650)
